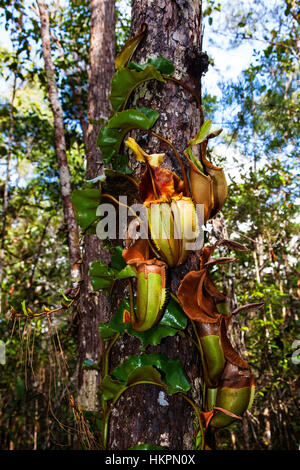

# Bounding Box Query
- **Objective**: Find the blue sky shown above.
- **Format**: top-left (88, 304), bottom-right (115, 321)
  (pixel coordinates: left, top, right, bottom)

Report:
top-left (0, 2), bottom-right (259, 99)
top-left (0, 1), bottom-right (262, 182)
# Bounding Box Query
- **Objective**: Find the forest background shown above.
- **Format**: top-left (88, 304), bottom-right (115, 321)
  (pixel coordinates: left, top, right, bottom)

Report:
top-left (0, 0), bottom-right (299, 450)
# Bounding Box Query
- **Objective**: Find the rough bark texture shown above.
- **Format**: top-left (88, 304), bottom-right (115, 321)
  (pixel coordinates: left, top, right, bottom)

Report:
top-left (37, 0), bottom-right (81, 284)
top-left (0, 73), bottom-right (16, 315)
top-left (77, 0), bottom-right (115, 410)
top-left (108, 0), bottom-right (206, 450)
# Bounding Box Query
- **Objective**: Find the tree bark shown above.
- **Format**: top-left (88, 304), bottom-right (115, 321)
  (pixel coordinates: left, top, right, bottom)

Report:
top-left (0, 71), bottom-right (16, 315)
top-left (77, 0), bottom-right (115, 411)
top-left (37, 0), bottom-right (81, 285)
top-left (108, 0), bottom-right (206, 450)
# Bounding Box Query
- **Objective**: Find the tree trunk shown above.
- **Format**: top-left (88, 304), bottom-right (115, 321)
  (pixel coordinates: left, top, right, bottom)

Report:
top-left (37, 0), bottom-right (81, 285)
top-left (0, 71), bottom-right (16, 315)
top-left (108, 0), bottom-right (206, 450)
top-left (77, 0), bottom-right (115, 411)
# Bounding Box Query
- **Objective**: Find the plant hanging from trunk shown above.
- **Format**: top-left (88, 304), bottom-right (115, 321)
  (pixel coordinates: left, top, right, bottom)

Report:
top-left (70, 25), bottom-right (265, 450)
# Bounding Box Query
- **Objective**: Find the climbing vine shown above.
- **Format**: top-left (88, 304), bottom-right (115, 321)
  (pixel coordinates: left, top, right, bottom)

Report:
top-left (70, 25), bottom-right (266, 449)
top-left (11, 24), bottom-right (265, 450)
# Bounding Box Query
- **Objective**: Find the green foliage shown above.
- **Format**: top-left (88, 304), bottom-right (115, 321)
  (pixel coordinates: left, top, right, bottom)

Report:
top-left (72, 189), bottom-right (101, 230)
top-left (100, 353), bottom-right (190, 402)
top-left (129, 56), bottom-right (175, 76)
top-left (97, 107), bottom-right (159, 168)
top-left (0, 18), bottom-right (82, 450)
top-left (109, 63), bottom-right (165, 111)
top-left (99, 297), bottom-right (187, 350)
top-left (89, 261), bottom-right (136, 293)
top-left (109, 56), bottom-right (174, 112)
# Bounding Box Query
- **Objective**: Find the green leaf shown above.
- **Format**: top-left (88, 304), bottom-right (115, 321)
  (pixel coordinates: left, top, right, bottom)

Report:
top-left (111, 154), bottom-right (132, 173)
top-left (160, 298), bottom-right (187, 330)
top-left (98, 298), bottom-right (187, 349)
top-left (98, 324), bottom-right (119, 341)
top-left (109, 64), bottom-right (165, 111)
top-left (110, 246), bottom-right (127, 271)
top-left (184, 120), bottom-right (222, 172)
top-left (98, 300), bottom-right (128, 340)
top-left (187, 120), bottom-right (223, 147)
top-left (97, 125), bottom-right (122, 163)
top-left (126, 365), bottom-right (164, 386)
top-left (89, 257), bottom-right (136, 293)
top-left (128, 56), bottom-right (174, 76)
top-left (115, 264), bottom-right (137, 280)
top-left (128, 444), bottom-right (168, 450)
top-left (112, 353), bottom-right (190, 394)
top-left (187, 120), bottom-right (213, 147)
top-left (185, 146), bottom-right (204, 173)
top-left (134, 106), bottom-right (159, 125)
top-left (100, 367), bottom-right (164, 403)
top-left (108, 107), bottom-right (159, 129)
top-left (60, 290), bottom-right (72, 302)
top-left (21, 300), bottom-right (28, 317)
top-left (115, 23), bottom-right (147, 71)
top-left (72, 189), bottom-right (101, 230)
top-left (89, 260), bottom-right (115, 292)
top-left (100, 353), bottom-right (190, 403)
top-left (98, 108), bottom-right (159, 164)
top-left (100, 375), bottom-right (124, 401)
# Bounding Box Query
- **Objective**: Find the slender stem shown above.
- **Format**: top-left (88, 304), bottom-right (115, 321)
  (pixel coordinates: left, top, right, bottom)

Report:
top-left (170, 293), bottom-right (181, 305)
top-left (102, 414), bottom-right (109, 450)
top-left (203, 383), bottom-right (207, 412)
top-left (101, 193), bottom-right (147, 234)
top-left (12, 307), bottom-right (63, 319)
top-left (128, 279), bottom-right (135, 320)
top-left (104, 170), bottom-right (140, 189)
top-left (180, 393), bottom-right (204, 450)
top-left (121, 174), bottom-right (140, 189)
top-left (101, 332), bottom-right (119, 449)
top-left (103, 333), bottom-right (120, 378)
top-left (11, 288), bottom-right (80, 319)
top-left (166, 76), bottom-right (204, 125)
top-left (150, 131), bottom-right (190, 197)
top-left (191, 320), bottom-right (207, 407)
top-left (186, 334), bottom-right (203, 353)
top-left (191, 320), bottom-right (202, 351)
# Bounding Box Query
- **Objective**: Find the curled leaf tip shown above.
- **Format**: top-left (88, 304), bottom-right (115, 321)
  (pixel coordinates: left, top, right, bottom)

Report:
top-left (184, 120), bottom-right (227, 221)
top-left (122, 239), bottom-right (150, 267)
top-left (115, 23), bottom-right (148, 71)
top-left (125, 137), bottom-right (165, 166)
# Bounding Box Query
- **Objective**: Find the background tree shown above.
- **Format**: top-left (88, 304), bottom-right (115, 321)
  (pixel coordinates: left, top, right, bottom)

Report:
top-left (77, 0), bottom-right (116, 412)
top-left (0, 50), bottom-right (79, 450)
top-left (37, 0), bottom-right (81, 286)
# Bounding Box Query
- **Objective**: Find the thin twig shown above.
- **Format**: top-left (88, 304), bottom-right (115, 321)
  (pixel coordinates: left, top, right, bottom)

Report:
top-left (180, 393), bottom-right (204, 450)
top-left (10, 287), bottom-right (80, 319)
top-left (166, 76), bottom-right (204, 125)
